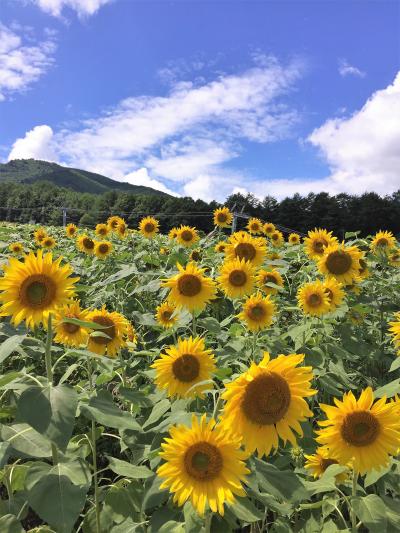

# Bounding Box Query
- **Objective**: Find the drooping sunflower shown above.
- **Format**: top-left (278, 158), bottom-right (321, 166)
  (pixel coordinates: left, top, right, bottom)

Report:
top-left (53, 301), bottom-right (90, 347)
top-left (107, 215), bottom-right (124, 232)
top-left (247, 218), bottom-right (263, 235)
top-left (225, 231), bottom-right (266, 266)
top-left (269, 230), bottom-right (284, 247)
top-left (297, 280), bottom-right (331, 317)
top-left (217, 258), bottom-right (255, 299)
top-left (86, 306), bottom-right (128, 358)
top-left (162, 262), bottom-right (217, 312)
top-left (370, 230), bottom-right (396, 254)
top-left (168, 227), bottom-right (178, 240)
top-left (316, 387), bottom-right (400, 474)
top-left (213, 207), bottom-right (233, 228)
top-left (176, 226), bottom-right (199, 248)
top-left (237, 293), bottom-right (275, 332)
top-left (155, 301), bottom-right (179, 328)
top-left (116, 219), bottom-right (128, 238)
top-left (95, 223), bottom-right (109, 237)
top-left (214, 241), bottom-right (227, 253)
top-left (0, 250), bottom-right (78, 329)
top-left (152, 336), bottom-right (216, 398)
top-left (65, 223), bottom-right (78, 238)
top-left (263, 222), bottom-right (275, 236)
top-left (323, 278), bottom-right (345, 311)
top-left (34, 227), bottom-right (47, 246)
top-left (389, 312), bottom-right (400, 353)
top-left (94, 240), bottom-right (113, 259)
top-left (139, 216), bottom-right (160, 238)
top-left (9, 242), bottom-right (24, 255)
top-left (388, 249), bottom-right (400, 267)
top-left (288, 233), bottom-right (300, 245)
top-left (304, 448), bottom-right (348, 483)
top-left (257, 269), bottom-right (284, 296)
top-left (157, 414), bottom-right (249, 516)
top-left (304, 228), bottom-right (338, 260)
top-left (41, 236), bottom-right (56, 249)
top-left (220, 352), bottom-right (316, 457)
top-left (318, 243), bottom-right (363, 285)
top-left (77, 234), bottom-right (95, 255)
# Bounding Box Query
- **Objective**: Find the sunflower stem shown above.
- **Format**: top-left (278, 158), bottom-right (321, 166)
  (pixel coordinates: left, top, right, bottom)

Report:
top-left (192, 313), bottom-right (197, 336)
top-left (44, 314), bottom-right (58, 465)
top-left (87, 358), bottom-right (101, 533)
top-left (204, 511), bottom-right (212, 533)
top-left (351, 469), bottom-right (358, 532)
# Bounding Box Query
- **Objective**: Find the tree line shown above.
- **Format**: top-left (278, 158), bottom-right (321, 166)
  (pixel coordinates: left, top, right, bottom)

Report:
top-left (1, 180), bottom-right (400, 237)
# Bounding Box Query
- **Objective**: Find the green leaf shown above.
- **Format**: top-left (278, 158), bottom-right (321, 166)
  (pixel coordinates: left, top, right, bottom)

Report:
top-left (0, 335), bottom-right (26, 364)
top-left (107, 456), bottom-right (153, 479)
top-left (0, 514), bottom-right (25, 533)
top-left (0, 423), bottom-right (52, 458)
top-left (228, 497), bottom-right (264, 522)
top-left (0, 372), bottom-right (21, 389)
top-left (142, 399), bottom-right (170, 429)
top-left (0, 441), bottom-right (10, 468)
top-left (305, 464), bottom-right (348, 495)
top-left (389, 357), bottom-right (400, 372)
top-left (119, 388), bottom-right (153, 408)
top-left (110, 518), bottom-right (146, 532)
top-left (80, 390), bottom-right (142, 431)
top-left (253, 458), bottom-right (309, 503)
top-left (198, 317), bottom-right (221, 334)
top-left (17, 384), bottom-right (77, 451)
top-left (352, 494), bottom-right (387, 533)
top-left (374, 379), bottom-right (400, 398)
top-left (183, 501), bottom-right (204, 533)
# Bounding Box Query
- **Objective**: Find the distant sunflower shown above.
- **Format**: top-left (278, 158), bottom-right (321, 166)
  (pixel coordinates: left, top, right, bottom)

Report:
top-left (155, 301), bottom-right (179, 328)
top-left (304, 228), bottom-right (338, 260)
top-left (107, 215), bottom-right (124, 232)
top-left (139, 216), bottom-right (159, 238)
top-left (116, 219), bottom-right (128, 238)
top-left (65, 223), bottom-right (78, 238)
top-left (323, 278), bottom-right (345, 311)
top-left (176, 226), bottom-right (199, 247)
top-left (218, 258), bottom-right (255, 298)
top-left (41, 236), bottom-right (56, 249)
top-left (126, 323), bottom-right (138, 345)
top-left (318, 244), bottom-right (362, 285)
top-left (220, 352), bottom-right (316, 457)
top-left (317, 387), bottom-right (400, 474)
top-left (9, 242), bottom-right (24, 255)
top-left (266, 251), bottom-right (281, 261)
top-left (257, 269), bottom-right (284, 296)
top-left (358, 258), bottom-right (370, 279)
top-left (162, 262), bottom-right (217, 312)
top-left (189, 250), bottom-right (202, 262)
top-left (370, 230), bottom-right (396, 254)
top-left (237, 293), bottom-right (275, 332)
top-left (157, 414), bottom-right (249, 516)
top-left (269, 230), bottom-right (284, 247)
top-left (94, 240), bottom-right (112, 259)
top-left (225, 231), bottom-right (266, 266)
top-left (0, 250), bottom-right (78, 329)
top-left (297, 280), bottom-right (331, 317)
top-left (263, 222), bottom-right (275, 236)
top-left (152, 336), bottom-right (216, 398)
top-left (389, 312), bottom-right (400, 353)
top-left (348, 307), bottom-right (366, 325)
top-left (213, 207), bottom-right (233, 228)
top-left (304, 448), bottom-right (348, 483)
top-left (247, 218), bottom-right (263, 235)
top-left (168, 227), bottom-right (178, 240)
top-left (288, 233), bottom-right (300, 245)
top-left (95, 223), bottom-right (109, 237)
top-left (86, 306), bottom-right (128, 357)
top-left (215, 241), bottom-right (227, 253)
top-left (34, 227), bottom-right (47, 246)
top-left (388, 249), bottom-right (400, 267)
top-left (53, 301), bottom-right (90, 347)
top-left (77, 234), bottom-right (95, 255)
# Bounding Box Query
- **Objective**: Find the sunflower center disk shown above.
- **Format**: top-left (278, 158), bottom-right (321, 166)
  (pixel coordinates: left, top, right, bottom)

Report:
top-left (181, 230), bottom-right (194, 242)
top-left (218, 214), bottom-right (227, 222)
top-left (307, 293), bottom-right (322, 307)
top-left (376, 238), bottom-right (388, 247)
top-left (83, 238), bottom-right (94, 250)
top-left (341, 411), bottom-right (380, 447)
top-left (324, 289), bottom-right (333, 302)
top-left (63, 319), bottom-right (80, 334)
top-left (242, 373), bottom-right (291, 425)
top-left (184, 442), bottom-right (223, 481)
top-left (91, 316), bottom-right (116, 345)
top-left (20, 275), bottom-right (56, 309)
top-left (98, 244), bottom-right (109, 254)
top-left (320, 458), bottom-right (338, 472)
top-left (235, 243), bottom-right (256, 261)
top-left (172, 354), bottom-right (200, 382)
top-left (326, 251), bottom-right (352, 275)
top-left (162, 311), bottom-right (172, 321)
top-left (249, 304), bottom-right (266, 320)
top-left (313, 239), bottom-right (327, 253)
top-left (229, 269), bottom-right (247, 287)
top-left (144, 223), bottom-right (155, 233)
top-left (265, 275), bottom-right (277, 285)
top-left (177, 274), bottom-right (202, 297)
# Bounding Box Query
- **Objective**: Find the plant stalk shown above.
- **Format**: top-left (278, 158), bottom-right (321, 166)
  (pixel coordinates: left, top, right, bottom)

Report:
top-left (44, 314), bottom-right (58, 465)
top-left (351, 469), bottom-right (358, 533)
top-left (87, 358), bottom-right (101, 533)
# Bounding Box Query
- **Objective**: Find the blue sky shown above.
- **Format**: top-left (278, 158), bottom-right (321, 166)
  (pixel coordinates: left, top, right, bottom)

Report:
top-left (1, 0), bottom-right (399, 200)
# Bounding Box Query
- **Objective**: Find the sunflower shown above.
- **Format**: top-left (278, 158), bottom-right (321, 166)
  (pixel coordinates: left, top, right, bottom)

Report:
top-left (237, 293), bottom-right (275, 332)
top-left (152, 336), bottom-right (216, 398)
top-left (53, 301), bottom-right (90, 347)
top-left (370, 230), bottom-right (396, 254)
top-left (225, 231), bottom-right (266, 266)
top-left (157, 414), bottom-right (249, 516)
top-left (126, 323), bottom-right (138, 345)
top-left (257, 269), bottom-right (284, 295)
top-left (304, 228), bottom-right (338, 260)
top-left (34, 227), bottom-right (47, 246)
top-left (0, 250), bottom-right (78, 329)
top-left (107, 215), bottom-right (124, 232)
top-left (176, 226), bottom-right (199, 247)
top-left (86, 307), bottom-right (128, 358)
top-left (389, 312), bottom-right (400, 353)
top-left (9, 242), bottom-right (24, 255)
top-left (388, 249), bottom-right (400, 267)
top-left (218, 258), bottom-right (255, 299)
top-left (348, 307), bottom-right (366, 325)
top-left (317, 387), bottom-right (400, 474)
top-left (94, 240), bottom-right (113, 259)
top-left (65, 223), bottom-right (78, 238)
top-left (77, 234), bottom-right (95, 255)
top-left (189, 250), bottom-right (202, 262)
top-left (247, 218), bottom-right (263, 235)
top-left (139, 216), bottom-right (160, 238)
top-left (269, 230), bottom-right (284, 247)
top-left (263, 222), bottom-right (275, 236)
top-left (95, 223), bottom-right (109, 237)
top-left (297, 280), bottom-right (331, 317)
top-left (288, 233), bottom-right (300, 245)
top-left (358, 258), bottom-right (370, 279)
top-left (213, 207), bottom-right (233, 228)
top-left (220, 352), bottom-right (316, 457)
top-left (162, 262), bottom-right (217, 312)
top-left (266, 251), bottom-right (281, 261)
top-left (323, 278), bottom-right (345, 311)
top-left (168, 227), bottom-right (178, 240)
top-left (215, 241), bottom-right (227, 253)
top-left (304, 448), bottom-right (348, 483)
top-left (116, 219), bottom-right (128, 238)
top-left (155, 301), bottom-right (179, 328)
top-left (318, 243), bottom-right (363, 285)
top-left (41, 236), bottom-right (56, 249)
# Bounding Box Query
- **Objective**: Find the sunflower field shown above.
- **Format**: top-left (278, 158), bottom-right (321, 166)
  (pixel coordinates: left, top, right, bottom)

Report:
top-left (1, 210), bottom-right (400, 533)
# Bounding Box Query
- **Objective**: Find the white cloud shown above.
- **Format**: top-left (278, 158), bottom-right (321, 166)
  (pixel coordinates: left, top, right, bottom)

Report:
top-left (123, 167), bottom-right (179, 197)
top-left (0, 23), bottom-right (56, 101)
top-left (338, 59), bottom-right (366, 78)
top-left (8, 125), bottom-right (57, 161)
top-left (30, 0), bottom-right (114, 17)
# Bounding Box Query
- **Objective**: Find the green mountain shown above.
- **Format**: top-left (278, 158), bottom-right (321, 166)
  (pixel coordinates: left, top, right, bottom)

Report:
top-left (0, 159), bottom-right (170, 196)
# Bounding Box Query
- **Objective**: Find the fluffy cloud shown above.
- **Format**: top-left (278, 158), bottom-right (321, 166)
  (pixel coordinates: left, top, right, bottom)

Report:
top-left (30, 0), bottom-right (114, 17)
top-left (0, 23), bottom-right (56, 101)
top-left (123, 168), bottom-right (178, 197)
top-left (338, 59), bottom-right (366, 78)
top-left (8, 125), bottom-right (57, 161)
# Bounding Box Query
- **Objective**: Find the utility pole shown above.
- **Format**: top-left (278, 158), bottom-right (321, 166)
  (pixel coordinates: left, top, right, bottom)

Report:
top-left (62, 207), bottom-right (67, 227)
